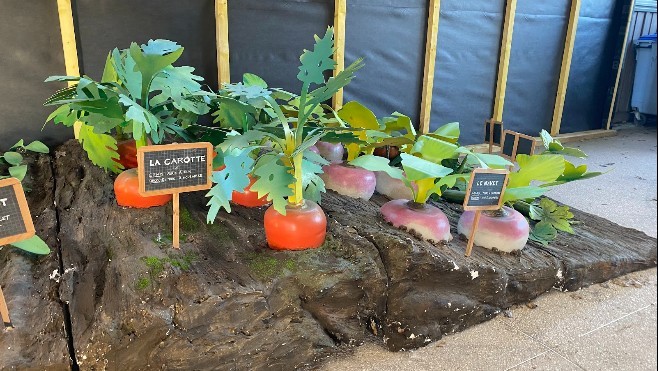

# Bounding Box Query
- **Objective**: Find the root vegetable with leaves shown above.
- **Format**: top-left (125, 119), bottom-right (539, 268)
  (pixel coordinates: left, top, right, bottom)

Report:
top-left (318, 101), bottom-right (417, 200)
top-left (44, 39), bottom-right (212, 208)
top-left (205, 27), bottom-right (364, 250)
top-left (455, 130), bottom-right (602, 252)
top-left (351, 123), bottom-right (512, 243)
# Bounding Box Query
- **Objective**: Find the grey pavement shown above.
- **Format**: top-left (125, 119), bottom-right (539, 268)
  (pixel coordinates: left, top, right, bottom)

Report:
top-left (321, 124), bottom-right (657, 371)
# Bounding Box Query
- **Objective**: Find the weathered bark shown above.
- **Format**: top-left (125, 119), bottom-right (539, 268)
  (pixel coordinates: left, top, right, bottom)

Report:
top-left (1, 140), bottom-right (656, 369)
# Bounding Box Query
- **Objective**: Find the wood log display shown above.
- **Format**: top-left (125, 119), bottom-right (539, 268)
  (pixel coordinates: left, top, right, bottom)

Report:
top-left (0, 140), bottom-right (655, 369)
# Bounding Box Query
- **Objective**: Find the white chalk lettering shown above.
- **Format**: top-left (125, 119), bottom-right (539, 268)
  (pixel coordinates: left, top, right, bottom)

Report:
top-left (476, 180), bottom-right (499, 186)
top-left (163, 155), bottom-right (206, 166)
top-left (0, 214), bottom-right (9, 222)
top-left (149, 159), bottom-right (161, 166)
top-left (0, 198), bottom-right (7, 207)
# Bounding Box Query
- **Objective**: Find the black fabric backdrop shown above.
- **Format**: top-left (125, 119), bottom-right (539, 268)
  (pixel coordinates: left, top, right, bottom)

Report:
top-left (0, 0), bottom-right (69, 148)
top-left (0, 0), bottom-right (629, 149)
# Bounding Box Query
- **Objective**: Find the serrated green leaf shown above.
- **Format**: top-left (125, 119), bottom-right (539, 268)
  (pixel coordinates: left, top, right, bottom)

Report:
top-left (529, 221), bottom-right (558, 246)
top-left (3, 152), bottom-right (23, 166)
top-left (529, 204), bottom-right (544, 221)
top-left (24, 141), bottom-right (49, 154)
top-left (250, 154), bottom-right (295, 215)
top-left (10, 235), bottom-right (50, 254)
top-left (428, 173), bottom-right (471, 197)
top-left (338, 101), bottom-right (380, 130)
top-left (301, 158), bottom-right (326, 203)
top-left (297, 27), bottom-right (336, 85)
top-left (77, 123), bottom-right (123, 173)
top-left (205, 149), bottom-right (254, 222)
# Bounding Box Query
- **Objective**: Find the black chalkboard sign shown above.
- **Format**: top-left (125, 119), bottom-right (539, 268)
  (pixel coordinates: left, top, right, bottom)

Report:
top-left (484, 120), bottom-right (503, 147)
top-left (501, 131), bottom-right (516, 158)
top-left (137, 142), bottom-right (213, 196)
top-left (501, 130), bottom-right (536, 161)
top-left (463, 168), bottom-right (509, 211)
top-left (0, 178), bottom-right (35, 246)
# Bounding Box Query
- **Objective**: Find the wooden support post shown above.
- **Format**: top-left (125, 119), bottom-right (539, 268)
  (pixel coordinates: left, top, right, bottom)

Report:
top-left (172, 193), bottom-right (180, 249)
top-left (465, 211), bottom-right (482, 257)
top-left (605, 0), bottom-right (636, 130)
top-left (492, 0), bottom-right (518, 122)
top-left (332, 0), bottom-right (347, 110)
top-left (0, 285), bottom-right (11, 327)
top-left (550, 0), bottom-right (582, 136)
top-left (418, 0), bottom-right (441, 134)
top-left (215, 0), bottom-right (231, 86)
top-left (56, 0), bottom-right (81, 138)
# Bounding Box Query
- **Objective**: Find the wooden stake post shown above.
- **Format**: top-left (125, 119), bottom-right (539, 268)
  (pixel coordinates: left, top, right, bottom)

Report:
top-left (137, 143), bottom-right (213, 249)
top-left (0, 177), bottom-right (37, 327)
top-left (463, 169), bottom-right (509, 257)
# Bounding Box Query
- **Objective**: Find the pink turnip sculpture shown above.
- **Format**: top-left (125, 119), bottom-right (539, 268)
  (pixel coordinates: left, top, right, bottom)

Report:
top-left (375, 171), bottom-right (416, 200)
top-left (381, 199), bottom-right (452, 243)
top-left (321, 163), bottom-right (376, 200)
top-left (315, 141), bottom-right (344, 164)
top-left (457, 206), bottom-right (529, 253)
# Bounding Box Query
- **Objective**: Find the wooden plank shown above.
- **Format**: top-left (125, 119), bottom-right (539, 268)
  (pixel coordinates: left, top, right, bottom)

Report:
top-left (492, 0), bottom-right (518, 122)
top-left (215, 0), bottom-right (230, 86)
top-left (332, 0), bottom-right (347, 110)
top-left (57, 0), bottom-right (81, 138)
top-left (605, 0), bottom-right (637, 130)
top-left (418, 0), bottom-right (441, 134)
top-left (467, 128), bottom-right (617, 154)
top-left (550, 0), bottom-right (581, 136)
top-left (0, 286), bottom-right (10, 326)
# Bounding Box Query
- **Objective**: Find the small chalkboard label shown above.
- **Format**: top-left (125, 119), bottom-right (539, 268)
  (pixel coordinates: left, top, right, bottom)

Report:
top-left (484, 119), bottom-right (503, 147)
top-left (501, 130), bottom-right (536, 161)
top-left (137, 142), bottom-right (213, 196)
top-left (0, 178), bottom-right (35, 246)
top-left (463, 168), bottom-right (509, 211)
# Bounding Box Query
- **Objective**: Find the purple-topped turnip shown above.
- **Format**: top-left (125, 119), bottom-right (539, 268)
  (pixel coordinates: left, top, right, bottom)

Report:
top-left (381, 199), bottom-right (452, 242)
top-left (375, 171), bottom-right (415, 200)
top-left (314, 141), bottom-right (343, 164)
top-left (457, 207), bottom-right (529, 252)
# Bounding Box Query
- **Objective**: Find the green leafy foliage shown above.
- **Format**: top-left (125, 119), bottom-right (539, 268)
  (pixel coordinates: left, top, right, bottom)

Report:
top-left (540, 130), bottom-right (587, 158)
top-left (529, 198), bottom-right (575, 234)
top-left (1, 140), bottom-right (50, 182)
top-left (543, 160), bottom-right (603, 186)
top-left (250, 154), bottom-right (295, 214)
top-left (529, 221), bottom-right (558, 246)
top-left (205, 148), bottom-right (254, 223)
top-left (507, 154), bottom-right (565, 188)
top-left (9, 235), bottom-right (50, 254)
top-left (45, 39), bottom-right (210, 173)
top-left (297, 28), bottom-right (336, 85)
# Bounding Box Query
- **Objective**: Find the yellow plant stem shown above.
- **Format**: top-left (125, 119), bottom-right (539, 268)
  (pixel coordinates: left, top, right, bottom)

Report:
top-left (414, 178), bottom-right (435, 204)
top-left (288, 153), bottom-right (305, 206)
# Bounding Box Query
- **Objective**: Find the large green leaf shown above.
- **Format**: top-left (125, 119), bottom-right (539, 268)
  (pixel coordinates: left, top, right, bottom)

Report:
top-left (212, 96), bottom-right (258, 131)
top-left (297, 27), bottom-right (336, 86)
top-left (412, 135), bottom-right (458, 163)
top-left (305, 58), bottom-right (364, 108)
top-left (400, 153), bottom-right (453, 181)
top-left (507, 154), bottom-right (565, 188)
top-left (3, 152), bottom-right (23, 166)
top-left (8, 165), bottom-right (27, 181)
top-left (119, 96), bottom-right (161, 142)
top-left (205, 149), bottom-right (254, 222)
top-left (428, 173), bottom-right (471, 196)
top-left (349, 155), bottom-right (405, 181)
top-left (111, 48), bottom-right (142, 99)
top-left (250, 154), bottom-right (295, 215)
top-left (10, 235), bottom-right (50, 255)
top-left (77, 123), bottom-right (122, 173)
top-left (540, 130), bottom-right (587, 158)
top-left (243, 73), bottom-right (268, 88)
top-left (459, 148), bottom-right (513, 169)
top-left (301, 157), bottom-right (326, 203)
top-left (502, 186), bottom-right (546, 204)
top-left (337, 101), bottom-right (379, 130)
top-left (543, 160), bottom-right (602, 186)
top-left (129, 40), bottom-right (184, 100)
top-left (429, 122), bottom-right (460, 143)
top-left (24, 141), bottom-right (50, 154)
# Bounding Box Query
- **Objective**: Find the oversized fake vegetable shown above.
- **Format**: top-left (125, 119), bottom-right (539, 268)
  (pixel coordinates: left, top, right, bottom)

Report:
top-left (205, 27), bottom-right (364, 250)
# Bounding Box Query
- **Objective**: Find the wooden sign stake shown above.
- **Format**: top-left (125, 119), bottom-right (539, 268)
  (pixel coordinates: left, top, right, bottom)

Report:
top-left (465, 211), bottom-right (482, 257)
top-left (0, 285), bottom-right (11, 327)
top-left (172, 193), bottom-right (180, 249)
top-left (137, 142), bottom-right (213, 250)
top-left (463, 168), bottom-right (510, 257)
